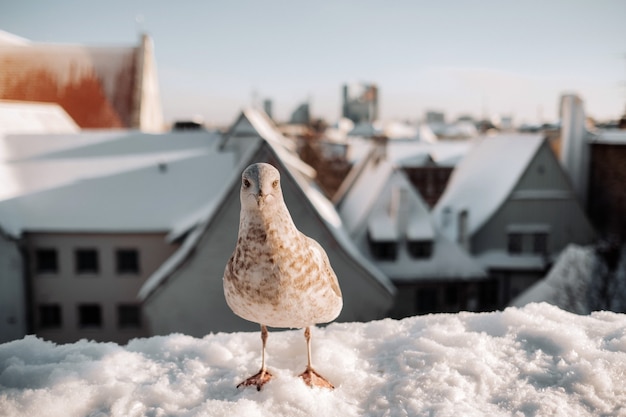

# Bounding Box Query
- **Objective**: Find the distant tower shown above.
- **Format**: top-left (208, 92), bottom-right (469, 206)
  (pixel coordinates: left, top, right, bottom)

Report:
top-left (341, 82), bottom-right (378, 123)
top-left (290, 102), bottom-right (310, 125)
top-left (559, 94), bottom-right (589, 207)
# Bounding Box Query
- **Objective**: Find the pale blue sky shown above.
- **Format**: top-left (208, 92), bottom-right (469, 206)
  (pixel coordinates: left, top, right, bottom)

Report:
top-left (1, 0), bottom-right (625, 126)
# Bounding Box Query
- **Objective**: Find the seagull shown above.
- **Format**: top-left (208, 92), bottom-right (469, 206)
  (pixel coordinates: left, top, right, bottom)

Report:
top-left (223, 162), bottom-right (343, 390)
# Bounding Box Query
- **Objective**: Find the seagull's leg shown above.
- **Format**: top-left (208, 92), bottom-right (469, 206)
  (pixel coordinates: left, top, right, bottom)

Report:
top-left (298, 326), bottom-right (334, 389)
top-left (237, 324), bottom-right (273, 390)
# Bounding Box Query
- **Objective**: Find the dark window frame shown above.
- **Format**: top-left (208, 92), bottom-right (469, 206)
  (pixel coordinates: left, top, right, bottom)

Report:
top-left (35, 248), bottom-right (58, 274)
top-left (117, 304), bottom-right (142, 329)
top-left (38, 304), bottom-right (62, 329)
top-left (507, 233), bottom-right (523, 254)
top-left (116, 249), bottom-right (140, 275)
top-left (407, 240), bottom-right (434, 259)
top-left (78, 304), bottom-right (102, 328)
top-left (75, 249), bottom-right (99, 275)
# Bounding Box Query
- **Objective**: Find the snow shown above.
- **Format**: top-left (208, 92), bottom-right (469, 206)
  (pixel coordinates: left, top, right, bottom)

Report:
top-left (433, 134), bottom-right (544, 242)
top-left (512, 245), bottom-right (595, 313)
top-left (0, 101), bottom-right (79, 134)
top-left (1, 304), bottom-right (625, 417)
top-left (0, 152), bottom-right (234, 235)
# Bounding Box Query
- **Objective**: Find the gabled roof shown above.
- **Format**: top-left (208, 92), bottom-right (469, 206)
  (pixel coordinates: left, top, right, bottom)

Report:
top-left (336, 148), bottom-right (486, 281)
top-left (221, 108), bottom-right (314, 179)
top-left (0, 100), bottom-right (79, 134)
top-left (0, 130), bottom-right (221, 202)
top-left (140, 110), bottom-right (396, 302)
top-left (0, 151), bottom-right (234, 236)
top-left (433, 134), bottom-right (545, 241)
top-left (0, 32), bottom-right (162, 130)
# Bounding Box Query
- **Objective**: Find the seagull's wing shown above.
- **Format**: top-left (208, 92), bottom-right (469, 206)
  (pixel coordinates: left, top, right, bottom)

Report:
top-left (304, 235), bottom-right (342, 298)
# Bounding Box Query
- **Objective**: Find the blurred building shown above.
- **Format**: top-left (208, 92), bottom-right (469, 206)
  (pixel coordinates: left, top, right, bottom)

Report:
top-left (290, 102), bottom-right (310, 125)
top-left (0, 30), bottom-right (163, 131)
top-left (342, 82), bottom-right (378, 123)
top-left (425, 111), bottom-right (445, 124)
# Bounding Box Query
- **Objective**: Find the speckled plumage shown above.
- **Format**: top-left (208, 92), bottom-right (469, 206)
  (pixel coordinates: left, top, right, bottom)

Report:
top-left (223, 162), bottom-right (342, 389)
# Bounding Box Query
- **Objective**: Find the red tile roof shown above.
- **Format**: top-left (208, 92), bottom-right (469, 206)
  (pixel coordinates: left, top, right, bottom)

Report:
top-left (0, 43), bottom-right (139, 129)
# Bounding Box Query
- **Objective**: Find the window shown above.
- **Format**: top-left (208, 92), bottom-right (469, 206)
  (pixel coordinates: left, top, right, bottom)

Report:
top-left (407, 240), bottom-right (433, 259)
top-left (507, 233), bottom-right (522, 254)
top-left (116, 249), bottom-right (140, 274)
top-left (75, 249), bottom-right (99, 274)
top-left (39, 304), bottom-right (62, 329)
top-left (78, 304), bottom-right (102, 328)
top-left (533, 233), bottom-right (548, 255)
top-left (369, 241), bottom-right (398, 261)
top-left (118, 304), bottom-right (141, 328)
top-left (35, 249), bottom-right (58, 274)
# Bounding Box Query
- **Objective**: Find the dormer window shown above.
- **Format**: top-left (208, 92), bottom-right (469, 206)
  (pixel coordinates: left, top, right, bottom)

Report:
top-left (368, 236), bottom-right (398, 261)
top-left (408, 240), bottom-right (433, 259)
top-left (367, 212), bottom-right (399, 261)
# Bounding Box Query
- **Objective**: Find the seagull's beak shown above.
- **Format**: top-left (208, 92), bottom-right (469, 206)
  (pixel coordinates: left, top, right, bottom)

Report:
top-left (255, 187), bottom-right (266, 206)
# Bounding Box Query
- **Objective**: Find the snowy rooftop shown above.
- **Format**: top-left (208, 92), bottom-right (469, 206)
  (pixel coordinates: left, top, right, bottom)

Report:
top-left (0, 130), bottom-right (225, 235)
top-left (337, 150), bottom-right (485, 281)
top-left (0, 152), bottom-right (234, 236)
top-left (433, 134), bottom-right (544, 241)
top-left (592, 129), bottom-right (626, 145)
top-left (1, 303), bottom-right (624, 416)
top-left (0, 101), bottom-right (79, 134)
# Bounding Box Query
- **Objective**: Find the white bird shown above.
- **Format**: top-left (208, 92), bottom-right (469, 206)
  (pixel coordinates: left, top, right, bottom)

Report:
top-left (223, 162), bottom-right (343, 390)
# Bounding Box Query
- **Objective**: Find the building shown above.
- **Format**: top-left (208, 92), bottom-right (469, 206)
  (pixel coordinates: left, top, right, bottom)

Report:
top-left (334, 141), bottom-right (487, 316)
top-left (588, 130), bottom-right (626, 240)
top-left (425, 111), bottom-right (445, 125)
top-left (432, 134), bottom-right (596, 307)
top-left (0, 108), bottom-right (397, 342)
top-left (0, 30), bottom-right (162, 131)
top-left (0, 130), bottom-right (225, 343)
top-left (290, 102), bottom-right (310, 125)
top-left (138, 109), bottom-right (396, 336)
top-left (342, 82), bottom-right (378, 123)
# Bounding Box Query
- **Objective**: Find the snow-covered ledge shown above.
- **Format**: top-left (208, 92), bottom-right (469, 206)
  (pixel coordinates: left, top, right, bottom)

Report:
top-left (1, 303), bottom-right (624, 416)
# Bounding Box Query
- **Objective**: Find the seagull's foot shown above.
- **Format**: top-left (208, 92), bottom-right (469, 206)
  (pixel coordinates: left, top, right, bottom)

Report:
top-left (299, 366), bottom-right (334, 389)
top-left (237, 368), bottom-right (273, 391)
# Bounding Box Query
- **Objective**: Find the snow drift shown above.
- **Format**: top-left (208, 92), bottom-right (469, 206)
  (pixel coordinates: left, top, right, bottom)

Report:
top-left (1, 303), bottom-right (625, 416)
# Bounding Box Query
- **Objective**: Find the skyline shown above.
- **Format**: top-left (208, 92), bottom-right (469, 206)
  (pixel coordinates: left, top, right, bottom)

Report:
top-left (1, 0), bottom-right (625, 126)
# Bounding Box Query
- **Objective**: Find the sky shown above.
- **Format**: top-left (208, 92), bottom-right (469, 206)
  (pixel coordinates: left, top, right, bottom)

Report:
top-left (1, 0), bottom-right (625, 126)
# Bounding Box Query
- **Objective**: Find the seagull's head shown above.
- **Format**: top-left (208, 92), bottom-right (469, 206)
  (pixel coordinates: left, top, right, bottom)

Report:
top-left (241, 163), bottom-right (283, 209)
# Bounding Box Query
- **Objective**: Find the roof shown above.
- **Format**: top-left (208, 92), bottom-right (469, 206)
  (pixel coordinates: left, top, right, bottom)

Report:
top-left (591, 130), bottom-right (626, 145)
top-left (433, 134), bottom-right (545, 241)
top-left (140, 111), bottom-right (396, 301)
top-left (0, 151), bottom-right (234, 236)
top-left (0, 32), bottom-right (162, 130)
top-left (223, 108), bottom-right (315, 179)
top-left (0, 30), bottom-right (30, 45)
top-left (336, 148), bottom-right (486, 281)
top-left (0, 100), bottom-right (79, 134)
top-left (0, 130), bottom-right (221, 202)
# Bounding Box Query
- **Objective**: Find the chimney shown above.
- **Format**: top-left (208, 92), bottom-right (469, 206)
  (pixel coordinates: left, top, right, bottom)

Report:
top-left (559, 94), bottom-right (589, 207)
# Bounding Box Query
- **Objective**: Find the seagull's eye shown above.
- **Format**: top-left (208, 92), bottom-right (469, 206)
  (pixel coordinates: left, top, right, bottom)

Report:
top-left (272, 180), bottom-right (279, 188)
top-left (243, 179), bottom-right (250, 188)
